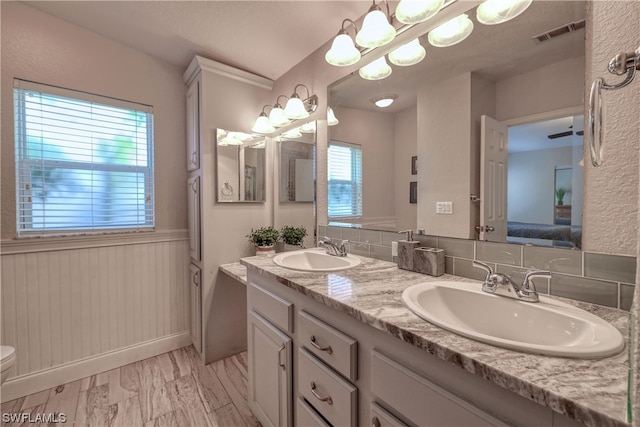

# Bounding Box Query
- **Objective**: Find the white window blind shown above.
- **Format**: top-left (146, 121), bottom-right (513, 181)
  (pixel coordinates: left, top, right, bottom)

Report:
top-left (14, 79), bottom-right (155, 236)
top-left (328, 141), bottom-right (362, 218)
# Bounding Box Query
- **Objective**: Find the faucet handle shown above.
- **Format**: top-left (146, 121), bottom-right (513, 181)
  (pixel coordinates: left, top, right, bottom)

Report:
top-left (472, 260), bottom-right (493, 277)
top-left (523, 270), bottom-right (551, 291)
top-left (322, 236), bottom-right (332, 242)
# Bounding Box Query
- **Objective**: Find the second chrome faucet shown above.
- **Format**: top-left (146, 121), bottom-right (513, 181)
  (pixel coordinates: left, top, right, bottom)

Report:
top-left (472, 260), bottom-right (551, 303)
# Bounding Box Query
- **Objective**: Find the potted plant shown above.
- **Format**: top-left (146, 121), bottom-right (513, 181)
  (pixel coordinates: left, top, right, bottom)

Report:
top-left (555, 188), bottom-right (566, 205)
top-left (280, 225), bottom-right (307, 251)
top-left (246, 226), bottom-right (280, 256)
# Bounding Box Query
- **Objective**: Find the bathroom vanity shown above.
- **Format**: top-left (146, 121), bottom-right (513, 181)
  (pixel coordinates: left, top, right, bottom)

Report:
top-left (241, 254), bottom-right (629, 427)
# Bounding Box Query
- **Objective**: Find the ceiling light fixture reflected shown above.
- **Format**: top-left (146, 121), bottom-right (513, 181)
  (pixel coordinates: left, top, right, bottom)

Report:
top-left (300, 121), bottom-right (316, 134)
top-left (327, 107), bottom-right (339, 126)
top-left (373, 95), bottom-right (397, 108)
top-left (325, 19), bottom-right (362, 66)
top-left (359, 56), bottom-right (392, 80)
top-left (476, 0), bottom-right (533, 25)
top-left (355, 0), bottom-right (396, 49)
top-left (428, 13), bottom-right (474, 47)
top-left (389, 38), bottom-right (426, 66)
top-left (395, 0), bottom-right (444, 25)
top-left (282, 127), bottom-right (303, 139)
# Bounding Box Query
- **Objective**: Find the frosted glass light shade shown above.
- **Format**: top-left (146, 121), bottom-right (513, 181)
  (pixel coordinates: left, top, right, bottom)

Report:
top-left (477, 0), bottom-right (532, 25)
top-left (284, 96), bottom-right (309, 120)
top-left (282, 127), bottom-right (302, 139)
top-left (355, 9), bottom-right (396, 48)
top-left (359, 56), bottom-right (392, 80)
top-left (327, 107), bottom-right (339, 126)
top-left (268, 106), bottom-right (290, 127)
top-left (251, 114), bottom-right (275, 134)
top-left (428, 14), bottom-right (474, 47)
top-left (396, 0), bottom-right (444, 24)
top-left (300, 121), bottom-right (316, 133)
top-left (389, 39), bottom-right (426, 66)
top-left (326, 33), bottom-right (361, 66)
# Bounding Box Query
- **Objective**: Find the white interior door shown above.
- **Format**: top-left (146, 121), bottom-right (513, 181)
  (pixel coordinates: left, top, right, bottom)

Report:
top-left (480, 116), bottom-right (508, 242)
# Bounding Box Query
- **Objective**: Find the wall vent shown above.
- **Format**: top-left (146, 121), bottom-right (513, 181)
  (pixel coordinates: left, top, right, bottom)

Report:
top-left (532, 19), bottom-right (586, 43)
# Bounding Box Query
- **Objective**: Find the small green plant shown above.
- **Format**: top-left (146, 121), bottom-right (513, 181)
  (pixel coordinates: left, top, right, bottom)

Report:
top-left (280, 226), bottom-right (307, 246)
top-left (555, 188), bottom-right (567, 204)
top-left (246, 226), bottom-right (280, 247)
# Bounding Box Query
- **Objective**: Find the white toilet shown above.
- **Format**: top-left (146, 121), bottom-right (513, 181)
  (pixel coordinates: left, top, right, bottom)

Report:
top-left (1, 346), bottom-right (16, 385)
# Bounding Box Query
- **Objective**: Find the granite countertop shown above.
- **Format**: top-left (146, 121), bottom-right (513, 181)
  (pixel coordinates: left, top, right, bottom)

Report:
top-left (240, 254), bottom-right (631, 427)
top-left (219, 262), bottom-right (247, 285)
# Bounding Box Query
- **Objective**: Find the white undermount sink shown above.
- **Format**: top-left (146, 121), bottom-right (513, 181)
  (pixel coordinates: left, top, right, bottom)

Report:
top-left (273, 248), bottom-right (361, 272)
top-left (402, 281), bottom-right (625, 359)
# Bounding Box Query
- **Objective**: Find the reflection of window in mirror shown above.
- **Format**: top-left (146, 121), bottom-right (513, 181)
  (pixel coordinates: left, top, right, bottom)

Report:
top-left (328, 141), bottom-right (362, 219)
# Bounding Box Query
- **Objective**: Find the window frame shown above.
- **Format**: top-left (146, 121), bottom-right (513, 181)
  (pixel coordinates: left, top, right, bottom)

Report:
top-left (14, 79), bottom-right (155, 237)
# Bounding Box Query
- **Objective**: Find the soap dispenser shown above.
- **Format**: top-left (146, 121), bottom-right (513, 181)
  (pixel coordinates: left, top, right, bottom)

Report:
top-left (397, 230), bottom-right (420, 271)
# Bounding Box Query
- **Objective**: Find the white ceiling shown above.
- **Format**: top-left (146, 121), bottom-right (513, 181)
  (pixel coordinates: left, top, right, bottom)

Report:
top-left (22, 0), bottom-right (366, 81)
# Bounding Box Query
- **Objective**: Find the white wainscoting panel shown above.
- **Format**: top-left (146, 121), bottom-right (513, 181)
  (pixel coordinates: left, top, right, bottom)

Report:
top-left (1, 236), bottom-right (190, 386)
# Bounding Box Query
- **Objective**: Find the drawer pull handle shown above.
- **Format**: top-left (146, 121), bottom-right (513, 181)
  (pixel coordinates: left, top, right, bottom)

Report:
top-left (310, 336), bottom-right (333, 354)
top-left (372, 416), bottom-right (381, 427)
top-left (310, 382), bottom-right (333, 405)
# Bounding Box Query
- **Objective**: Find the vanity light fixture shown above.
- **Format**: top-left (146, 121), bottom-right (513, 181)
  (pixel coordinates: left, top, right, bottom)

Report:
top-left (251, 105), bottom-right (276, 134)
top-left (300, 121), bottom-right (316, 134)
top-left (476, 0), bottom-right (532, 25)
top-left (428, 13), bottom-right (474, 47)
top-left (268, 95), bottom-right (291, 127)
top-left (373, 95), bottom-right (397, 108)
top-left (359, 56), bottom-right (392, 80)
top-left (355, 0), bottom-right (396, 49)
top-left (282, 127), bottom-right (303, 139)
top-left (284, 84), bottom-right (318, 120)
top-left (388, 38), bottom-right (426, 66)
top-left (327, 107), bottom-right (339, 126)
top-left (395, 0), bottom-right (444, 25)
top-left (326, 19), bottom-right (362, 66)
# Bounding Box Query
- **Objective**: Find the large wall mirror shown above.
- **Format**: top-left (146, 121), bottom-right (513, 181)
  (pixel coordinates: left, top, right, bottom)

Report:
top-left (216, 128), bottom-right (266, 202)
top-left (327, 0), bottom-right (586, 249)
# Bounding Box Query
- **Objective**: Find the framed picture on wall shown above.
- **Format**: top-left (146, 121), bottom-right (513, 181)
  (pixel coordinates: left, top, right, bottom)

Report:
top-left (410, 181), bottom-right (417, 204)
top-left (411, 156), bottom-right (418, 175)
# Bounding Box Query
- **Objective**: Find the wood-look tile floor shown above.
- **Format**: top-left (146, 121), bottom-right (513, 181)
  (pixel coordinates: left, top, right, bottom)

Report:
top-left (1, 346), bottom-right (261, 427)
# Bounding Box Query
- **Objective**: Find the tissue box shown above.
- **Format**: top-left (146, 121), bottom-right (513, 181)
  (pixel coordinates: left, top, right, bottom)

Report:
top-left (414, 247), bottom-right (445, 276)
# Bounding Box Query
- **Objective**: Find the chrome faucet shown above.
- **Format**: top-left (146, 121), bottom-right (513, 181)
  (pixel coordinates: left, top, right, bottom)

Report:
top-left (472, 260), bottom-right (550, 303)
top-left (318, 236), bottom-right (348, 257)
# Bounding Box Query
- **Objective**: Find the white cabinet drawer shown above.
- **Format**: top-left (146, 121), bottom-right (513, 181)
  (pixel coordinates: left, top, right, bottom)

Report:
top-left (298, 310), bottom-right (358, 381)
top-left (371, 351), bottom-right (508, 427)
top-left (371, 402), bottom-right (409, 427)
top-left (296, 397), bottom-right (330, 427)
top-left (249, 283), bottom-right (293, 333)
top-left (298, 348), bottom-right (357, 427)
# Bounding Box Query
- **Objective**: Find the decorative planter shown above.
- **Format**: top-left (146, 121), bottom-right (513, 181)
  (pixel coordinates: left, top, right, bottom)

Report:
top-left (256, 245), bottom-right (276, 256)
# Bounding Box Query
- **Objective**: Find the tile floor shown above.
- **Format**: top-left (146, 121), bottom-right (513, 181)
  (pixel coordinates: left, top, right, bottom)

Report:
top-left (1, 346), bottom-right (261, 426)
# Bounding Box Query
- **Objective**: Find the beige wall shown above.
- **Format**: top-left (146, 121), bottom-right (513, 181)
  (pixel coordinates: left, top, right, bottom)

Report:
top-left (1, 2), bottom-right (187, 238)
top-left (394, 107), bottom-right (418, 231)
top-left (330, 107), bottom-right (396, 222)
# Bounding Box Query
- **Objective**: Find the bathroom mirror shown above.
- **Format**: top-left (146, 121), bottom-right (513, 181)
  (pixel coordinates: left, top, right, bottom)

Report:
top-left (327, 0), bottom-right (586, 248)
top-left (216, 128), bottom-right (266, 202)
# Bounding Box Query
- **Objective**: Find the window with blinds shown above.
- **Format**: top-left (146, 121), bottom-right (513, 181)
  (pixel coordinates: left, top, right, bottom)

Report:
top-left (14, 80), bottom-right (154, 236)
top-left (328, 142), bottom-right (362, 219)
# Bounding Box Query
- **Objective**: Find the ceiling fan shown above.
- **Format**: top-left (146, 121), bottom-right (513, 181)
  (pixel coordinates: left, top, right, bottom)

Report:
top-left (548, 126), bottom-right (584, 139)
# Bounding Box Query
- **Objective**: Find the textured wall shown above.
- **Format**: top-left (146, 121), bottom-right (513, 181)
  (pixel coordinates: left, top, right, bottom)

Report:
top-left (583, 1), bottom-right (640, 256)
top-left (1, 3), bottom-right (187, 238)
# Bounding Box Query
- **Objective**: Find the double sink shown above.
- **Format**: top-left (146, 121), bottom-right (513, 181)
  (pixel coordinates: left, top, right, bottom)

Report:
top-left (272, 249), bottom-right (625, 359)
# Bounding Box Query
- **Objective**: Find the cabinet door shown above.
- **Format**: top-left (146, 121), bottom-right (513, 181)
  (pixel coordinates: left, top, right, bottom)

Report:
top-left (187, 176), bottom-right (201, 261)
top-left (248, 310), bottom-right (292, 427)
top-left (186, 80), bottom-right (200, 171)
top-left (189, 263), bottom-right (202, 353)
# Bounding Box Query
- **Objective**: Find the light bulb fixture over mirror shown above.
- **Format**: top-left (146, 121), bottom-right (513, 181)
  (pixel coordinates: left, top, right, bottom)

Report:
top-left (251, 105), bottom-right (276, 134)
top-left (327, 107), bottom-right (339, 126)
top-left (359, 56), bottom-right (393, 80)
top-left (355, 0), bottom-right (396, 49)
top-left (300, 121), bottom-right (316, 134)
top-left (389, 38), bottom-right (426, 66)
top-left (282, 127), bottom-right (303, 139)
top-left (326, 19), bottom-right (362, 66)
top-left (476, 0), bottom-right (533, 25)
top-left (373, 95), bottom-right (397, 108)
top-left (428, 13), bottom-right (474, 47)
top-left (395, 0), bottom-right (445, 25)
top-left (284, 84), bottom-right (318, 120)
top-left (268, 95), bottom-right (291, 127)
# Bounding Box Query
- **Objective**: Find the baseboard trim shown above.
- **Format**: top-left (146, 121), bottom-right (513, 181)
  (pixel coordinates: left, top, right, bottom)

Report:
top-left (0, 332), bottom-right (191, 403)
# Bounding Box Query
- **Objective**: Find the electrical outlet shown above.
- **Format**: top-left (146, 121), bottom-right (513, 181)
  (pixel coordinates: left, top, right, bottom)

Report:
top-left (436, 202), bottom-right (453, 214)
